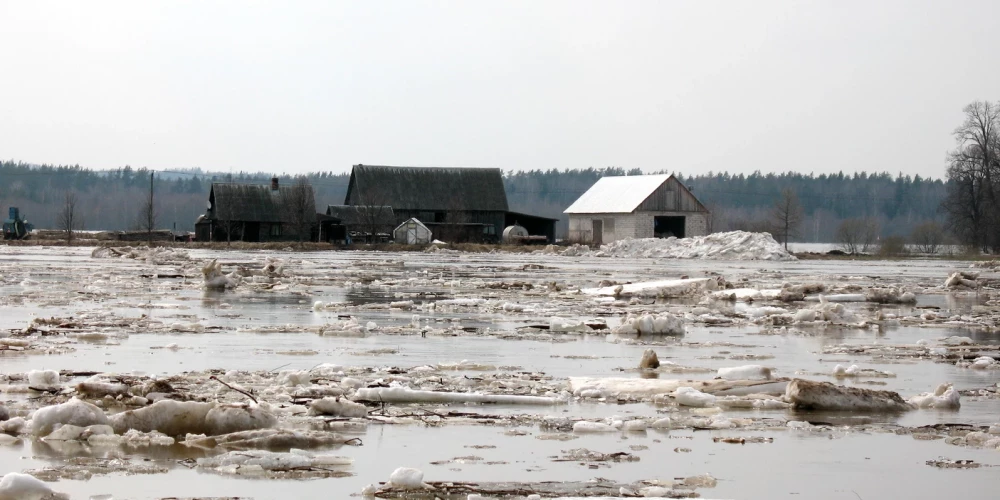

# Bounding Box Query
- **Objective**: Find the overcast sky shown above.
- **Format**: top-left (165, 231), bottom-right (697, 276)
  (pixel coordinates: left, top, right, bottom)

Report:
top-left (1, 1), bottom-right (997, 179)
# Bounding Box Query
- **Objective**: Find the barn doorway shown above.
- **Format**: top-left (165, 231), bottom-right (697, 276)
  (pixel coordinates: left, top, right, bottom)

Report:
top-left (592, 219), bottom-right (603, 245)
top-left (654, 216), bottom-right (685, 238)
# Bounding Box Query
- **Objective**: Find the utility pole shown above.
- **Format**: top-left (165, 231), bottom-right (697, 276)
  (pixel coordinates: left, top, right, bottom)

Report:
top-left (148, 172), bottom-right (154, 244)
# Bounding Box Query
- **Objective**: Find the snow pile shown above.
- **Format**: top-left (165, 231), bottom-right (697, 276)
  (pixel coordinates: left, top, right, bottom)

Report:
top-left (591, 231), bottom-right (796, 261)
top-left (31, 398), bottom-right (110, 437)
top-left (613, 312), bottom-right (684, 336)
top-left (0, 472), bottom-right (67, 500)
top-left (909, 383), bottom-right (961, 409)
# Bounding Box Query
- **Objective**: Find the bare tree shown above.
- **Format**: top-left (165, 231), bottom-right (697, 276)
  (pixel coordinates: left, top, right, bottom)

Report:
top-left (137, 180), bottom-right (157, 244)
top-left (910, 221), bottom-right (945, 254)
top-left (770, 188), bottom-right (803, 250)
top-left (283, 176), bottom-right (315, 245)
top-left (353, 185), bottom-right (394, 242)
top-left (58, 191), bottom-right (79, 243)
top-left (943, 101), bottom-right (1000, 252)
top-left (836, 217), bottom-right (879, 254)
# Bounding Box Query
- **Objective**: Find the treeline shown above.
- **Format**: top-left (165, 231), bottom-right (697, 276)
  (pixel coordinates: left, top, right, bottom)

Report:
top-left (0, 159), bottom-right (947, 242)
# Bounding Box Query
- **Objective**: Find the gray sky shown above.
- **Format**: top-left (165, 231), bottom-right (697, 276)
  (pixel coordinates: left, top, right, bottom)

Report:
top-left (1, 1), bottom-right (997, 179)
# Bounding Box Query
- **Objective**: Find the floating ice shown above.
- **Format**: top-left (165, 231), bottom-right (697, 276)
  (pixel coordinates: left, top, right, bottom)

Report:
top-left (202, 259), bottom-right (239, 289)
top-left (354, 387), bottom-right (560, 405)
top-left (309, 397), bottom-right (369, 418)
top-left (31, 398), bottom-right (110, 437)
top-left (638, 349), bottom-right (660, 369)
top-left (572, 421), bottom-right (617, 433)
top-left (613, 312), bottom-right (684, 336)
top-left (388, 467), bottom-right (428, 489)
top-left (110, 400), bottom-right (215, 436)
top-left (909, 383), bottom-right (961, 409)
top-left (717, 365), bottom-right (772, 381)
top-left (0, 472), bottom-right (67, 500)
top-left (785, 379), bottom-right (911, 412)
top-left (674, 387), bottom-right (716, 407)
top-left (26, 370), bottom-right (59, 388)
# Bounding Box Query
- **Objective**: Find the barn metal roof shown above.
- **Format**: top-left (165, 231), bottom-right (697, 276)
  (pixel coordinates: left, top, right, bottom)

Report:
top-left (563, 174), bottom-right (672, 214)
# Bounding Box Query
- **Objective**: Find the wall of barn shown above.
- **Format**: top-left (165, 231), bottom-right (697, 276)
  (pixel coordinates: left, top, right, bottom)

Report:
top-left (568, 211), bottom-right (709, 244)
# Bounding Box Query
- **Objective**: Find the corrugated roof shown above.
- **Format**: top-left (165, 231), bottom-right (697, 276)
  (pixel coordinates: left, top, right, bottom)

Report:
top-left (207, 182), bottom-right (315, 223)
top-left (564, 174), bottom-right (671, 214)
top-left (345, 165), bottom-right (509, 212)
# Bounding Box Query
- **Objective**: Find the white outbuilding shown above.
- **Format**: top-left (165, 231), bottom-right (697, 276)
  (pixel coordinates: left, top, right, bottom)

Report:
top-left (564, 174), bottom-right (710, 245)
top-left (393, 218), bottom-right (432, 244)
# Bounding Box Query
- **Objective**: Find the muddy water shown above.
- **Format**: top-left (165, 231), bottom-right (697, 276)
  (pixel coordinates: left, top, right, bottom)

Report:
top-left (1, 246), bottom-right (1000, 499)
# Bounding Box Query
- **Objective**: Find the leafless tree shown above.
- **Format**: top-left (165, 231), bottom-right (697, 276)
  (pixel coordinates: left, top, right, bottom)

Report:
top-left (137, 184), bottom-right (157, 244)
top-left (283, 176), bottom-right (315, 245)
top-left (943, 101), bottom-right (1000, 251)
top-left (352, 185), bottom-right (394, 242)
top-left (836, 217), bottom-right (879, 254)
top-left (58, 191), bottom-right (79, 243)
top-left (910, 221), bottom-right (945, 254)
top-left (770, 188), bottom-right (803, 250)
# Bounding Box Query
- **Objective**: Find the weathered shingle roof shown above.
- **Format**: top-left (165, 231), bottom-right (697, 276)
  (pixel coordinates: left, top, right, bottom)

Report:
top-left (345, 165), bottom-right (509, 212)
top-left (208, 183), bottom-right (315, 223)
top-left (564, 174), bottom-right (670, 214)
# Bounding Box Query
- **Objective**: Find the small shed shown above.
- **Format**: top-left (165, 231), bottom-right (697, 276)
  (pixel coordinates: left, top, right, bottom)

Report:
top-left (564, 174), bottom-right (710, 245)
top-left (393, 218), bottom-right (432, 244)
top-left (195, 178), bottom-right (316, 242)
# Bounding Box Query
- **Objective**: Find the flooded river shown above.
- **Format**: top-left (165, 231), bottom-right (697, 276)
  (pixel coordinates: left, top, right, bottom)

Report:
top-left (1, 245), bottom-right (999, 499)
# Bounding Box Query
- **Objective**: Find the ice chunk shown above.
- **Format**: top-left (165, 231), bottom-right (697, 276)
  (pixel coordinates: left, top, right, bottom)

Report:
top-left (572, 421), bottom-right (617, 433)
top-left (354, 387), bottom-right (560, 405)
top-left (309, 397), bottom-right (369, 418)
top-left (202, 259), bottom-right (240, 289)
top-left (584, 278), bottom-right (718, 298)
top-left (909, 383), bottom-right (961, 409)
top-left (110, 400), bottom-right (215, 436)
top-left (717, 365), bottom-right (772, 381)
top-left (832, 364), bottom-right (859, 377)
top-left (674, 387), bottom-right (716, 407)
top-left (388, 467), bottom-right (428, 489)
top-left (76, 381), bottom-right (130, 398)
top-left (27, 370), bottom-right (60, 388)
top-left (205, 403), bottom-right (277, 435)
top-left (0, 472), bottom-right (67, 500)
top-left (613, 312), bottom-right (684, 336)
top-left (548, 317), bottom-right (588, 333)
top-left (31, 398), bottom-right (110, 437)
top-left (785, 379), bottom-right (911, 412)
top-left (638, 349), bottom-right (660, 369)
top-left (865, 287), bottom-right (917, 304)
top-left (623, 420), bottom-right (647, 432)
top-left (0, 418), bottom-right (26, 436)
top-left (945, 271), bottom-right (978, 289)
top-left (970, 356), bottom-right (998, 370)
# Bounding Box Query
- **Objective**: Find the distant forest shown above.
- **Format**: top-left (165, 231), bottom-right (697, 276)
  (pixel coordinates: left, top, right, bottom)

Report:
top-left (0, 160), bottom-right (946, 242)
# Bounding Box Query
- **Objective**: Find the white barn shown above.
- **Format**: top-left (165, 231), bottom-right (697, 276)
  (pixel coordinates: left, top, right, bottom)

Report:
top-left (564, 174), bottom-right (710, 245)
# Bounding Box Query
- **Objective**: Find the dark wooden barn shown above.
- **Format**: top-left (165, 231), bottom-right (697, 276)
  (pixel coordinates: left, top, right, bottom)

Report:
top-left (344, 165), bottom-right (511, 243)
top-left (194, 178), bottom-right (317, 242)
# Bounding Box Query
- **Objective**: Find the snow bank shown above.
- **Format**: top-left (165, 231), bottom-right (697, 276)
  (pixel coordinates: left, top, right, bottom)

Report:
top-left (590, 231), bottom-right (796, 261)
top-left (785, 379), bottom-right (911, 412)
top-left (31, 398), bottom-right (110, 437)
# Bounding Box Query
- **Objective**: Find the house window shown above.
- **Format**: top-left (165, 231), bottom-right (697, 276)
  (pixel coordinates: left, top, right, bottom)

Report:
top-left (270, 224), bottom-right (282, 237)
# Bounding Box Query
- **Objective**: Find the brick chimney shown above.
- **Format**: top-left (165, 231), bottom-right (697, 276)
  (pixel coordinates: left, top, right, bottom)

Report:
top-left (271, 176), bottom-right (279, 191)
